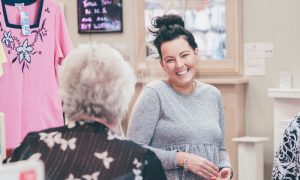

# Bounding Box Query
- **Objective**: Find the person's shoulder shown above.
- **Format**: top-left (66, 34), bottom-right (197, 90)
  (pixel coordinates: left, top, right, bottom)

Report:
top-left (38, 125), bottom-right (67, 134)
top-left (294, 113), bottom-right (300, 122)
top-left (23, 125), bottom-right (65, 139)
top-left (288, 113), bottom-right (300, 129)
top-left (20, 125), bottom-right (69, 144)
top-left (196, 80), bottom-right (221, 95)
top-left (145, 80), bottom-right (167, 90)
top-left (142, 80), bottom-right (170, 96)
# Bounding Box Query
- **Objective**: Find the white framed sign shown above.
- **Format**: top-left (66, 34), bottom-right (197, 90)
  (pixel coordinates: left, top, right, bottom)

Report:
top-left (0, 160), bottom-right (45, 180)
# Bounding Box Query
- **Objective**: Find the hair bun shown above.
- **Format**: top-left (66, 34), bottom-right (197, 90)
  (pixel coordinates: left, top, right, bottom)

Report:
top-left (152, 14), bottom-right (184, 29)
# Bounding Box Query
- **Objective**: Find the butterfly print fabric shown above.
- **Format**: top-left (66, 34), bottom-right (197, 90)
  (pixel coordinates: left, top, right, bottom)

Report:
top-left (8, 121), bottom-right (167, 180)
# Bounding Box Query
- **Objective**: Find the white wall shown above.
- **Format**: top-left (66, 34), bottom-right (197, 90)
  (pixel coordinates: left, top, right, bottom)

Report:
top-left (243, 0), bottom-right (300, 179)
top-left (57, 0), bottom-right (136, 68)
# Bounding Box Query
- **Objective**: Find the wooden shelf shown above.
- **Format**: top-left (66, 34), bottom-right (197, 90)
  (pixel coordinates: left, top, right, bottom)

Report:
top-left (232, 136), bottom-right (269, 143)
top-left (268, 88), bottom-right (300, 99)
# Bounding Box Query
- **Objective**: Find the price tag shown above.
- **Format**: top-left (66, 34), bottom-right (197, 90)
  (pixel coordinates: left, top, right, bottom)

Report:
top-left (15, 3), bottom-right (24, 11)
top-left (20, 11), bottom-right (30, 36)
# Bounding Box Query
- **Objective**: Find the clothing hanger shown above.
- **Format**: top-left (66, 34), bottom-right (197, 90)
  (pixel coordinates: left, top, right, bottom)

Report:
top-left (1, 0), bottom-right (43, 29)
top-left (2, 0), bottom-right (37, 6)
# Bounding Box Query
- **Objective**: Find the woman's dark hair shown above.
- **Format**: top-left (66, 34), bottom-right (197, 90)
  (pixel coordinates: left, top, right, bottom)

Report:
top-left (149, 14), bottom-right (198, 59)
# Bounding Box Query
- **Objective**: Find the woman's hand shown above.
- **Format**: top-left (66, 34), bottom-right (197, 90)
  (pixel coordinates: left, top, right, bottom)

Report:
top-left (177, 152), bottom-right (219, 180)
top-left (214, 167), bottom-right (232, 180)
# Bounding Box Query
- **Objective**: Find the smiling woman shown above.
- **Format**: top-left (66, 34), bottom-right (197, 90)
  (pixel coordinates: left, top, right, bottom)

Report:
top-left (127, 14), bottom-right (233, 180)
top-left (160, 37), bottom-right (198, 94)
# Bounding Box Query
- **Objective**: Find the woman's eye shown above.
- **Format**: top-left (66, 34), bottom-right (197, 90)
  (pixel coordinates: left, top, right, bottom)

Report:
top-left (182, 54), bottom-right (189, 58)
top-left (166, 59), bottom-right (173, 63)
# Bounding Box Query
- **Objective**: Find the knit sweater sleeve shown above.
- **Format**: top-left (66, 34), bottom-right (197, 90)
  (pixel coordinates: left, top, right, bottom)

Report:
top-left (217, 91), bottom-right (232, 169)
top-left (127, 87), bottom-right (178, 170)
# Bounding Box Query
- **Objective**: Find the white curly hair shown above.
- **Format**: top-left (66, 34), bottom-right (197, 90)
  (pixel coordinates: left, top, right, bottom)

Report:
top-left (59, 43), bottom-right (137, 124)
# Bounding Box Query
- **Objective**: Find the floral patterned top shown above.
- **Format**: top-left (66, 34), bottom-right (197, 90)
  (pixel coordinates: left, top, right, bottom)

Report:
top-left (0, 0), bottom-right (72, 148)
top-left (8, 120), bottom-right (167, 180)
top-left (272, 113), bottom-right (300, 179)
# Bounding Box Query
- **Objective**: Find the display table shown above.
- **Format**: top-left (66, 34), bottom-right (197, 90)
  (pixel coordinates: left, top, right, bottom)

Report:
top-left (232, 136), bottom-right (269, 180)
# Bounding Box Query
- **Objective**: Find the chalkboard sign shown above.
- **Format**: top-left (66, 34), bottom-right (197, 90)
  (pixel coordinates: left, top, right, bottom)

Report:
top-left (78, 0), bottom-right (123, 33)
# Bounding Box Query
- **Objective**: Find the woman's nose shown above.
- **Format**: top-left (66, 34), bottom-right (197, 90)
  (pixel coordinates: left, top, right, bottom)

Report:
top-left (175, 59), bottom-right (184, 68)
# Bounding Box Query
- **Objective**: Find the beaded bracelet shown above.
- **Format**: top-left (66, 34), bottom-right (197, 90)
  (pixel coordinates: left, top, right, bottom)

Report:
top-left (183, 154), bottom-right (188, 172)
top-left (181, 154), bottom-right (188, 180)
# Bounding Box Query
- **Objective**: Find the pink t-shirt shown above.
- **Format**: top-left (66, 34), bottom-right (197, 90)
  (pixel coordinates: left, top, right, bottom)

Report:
top-left (0, 0), bottom-right (72, 148)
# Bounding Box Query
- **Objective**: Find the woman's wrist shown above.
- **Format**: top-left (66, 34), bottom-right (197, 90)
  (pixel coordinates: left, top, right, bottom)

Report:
top-left (176, 152), bottom-right (187, 167)
top-left (183, 154), bottom-right (188, 172)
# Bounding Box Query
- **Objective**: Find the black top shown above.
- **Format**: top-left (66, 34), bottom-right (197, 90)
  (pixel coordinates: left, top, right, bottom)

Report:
top-left (8, 120), bottom-right (167, 180)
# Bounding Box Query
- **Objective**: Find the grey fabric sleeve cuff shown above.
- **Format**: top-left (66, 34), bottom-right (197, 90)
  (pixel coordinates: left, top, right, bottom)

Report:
top-left (161, 149), bottom-right (178, 170)
top-left (146, 147), bottom-right (178, 170)
top-left (219, 150), bottom-right (231, 168)
top-left (218, 160), bottom-right (231, 169)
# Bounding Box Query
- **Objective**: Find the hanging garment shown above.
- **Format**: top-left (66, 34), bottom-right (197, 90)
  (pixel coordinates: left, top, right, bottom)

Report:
top-left (0, 0), bottom-right (72, 148)
top-left (0, 60), bottom-right (2, 77)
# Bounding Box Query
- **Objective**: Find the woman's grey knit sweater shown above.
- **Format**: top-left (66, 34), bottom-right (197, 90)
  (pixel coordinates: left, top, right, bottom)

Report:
top-left (127, 80), bottom-right (231, 179)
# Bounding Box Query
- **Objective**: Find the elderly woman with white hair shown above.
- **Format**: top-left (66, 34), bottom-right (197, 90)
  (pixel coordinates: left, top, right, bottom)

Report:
top-left (7, 43), bottom-right (166, 180)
